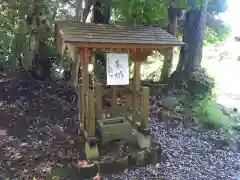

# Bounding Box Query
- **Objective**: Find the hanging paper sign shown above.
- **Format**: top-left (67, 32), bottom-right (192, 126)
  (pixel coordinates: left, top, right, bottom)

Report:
top-left (106, 53), bottom-right (129, 85)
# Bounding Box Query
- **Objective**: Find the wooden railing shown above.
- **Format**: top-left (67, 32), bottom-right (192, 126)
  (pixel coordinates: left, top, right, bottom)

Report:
top-left (94, 83), bottom-right (149, 129)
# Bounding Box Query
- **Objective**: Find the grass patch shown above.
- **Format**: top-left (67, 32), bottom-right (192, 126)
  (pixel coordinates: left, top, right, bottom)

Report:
top-left (193, 96), bottom-right (236, 131)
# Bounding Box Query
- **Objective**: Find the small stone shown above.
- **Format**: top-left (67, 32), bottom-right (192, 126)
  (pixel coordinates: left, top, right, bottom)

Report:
top-left (156, 100), bottom-right (163, 107)
top-left (174, 105), bottom-right (184, 113)
top-left (162, 96), bottom-right (178, 109)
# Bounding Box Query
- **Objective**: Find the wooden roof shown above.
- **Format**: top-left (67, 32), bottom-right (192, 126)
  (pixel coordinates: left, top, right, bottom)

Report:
top-left (55, 20), bottom-right (184, 49)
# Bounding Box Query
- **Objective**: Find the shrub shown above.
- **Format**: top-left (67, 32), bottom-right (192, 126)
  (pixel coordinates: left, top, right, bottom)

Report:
top-left (187, 68), bottom-right (215, 101)
top-left (170, 68), bottom-right (235, 131)
top-left (192, 94), bottom-right (235, 131)
top-left (169, 68), bottom-right (215, 101)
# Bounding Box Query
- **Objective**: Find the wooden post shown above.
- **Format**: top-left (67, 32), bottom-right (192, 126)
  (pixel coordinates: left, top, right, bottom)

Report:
top-left (132, 61), bottom-right (141, 124)
top-left (87, 90), bottom-right (96, 136)
top-left (83, 93), bottom-right (88, 130)
top-left (78, 81), bottom-right (82, 127)
top-left (79, 50), bottom-right (83, 128)
top-left (95, 83), bottom-right (103, 120)
top-left (77, 49), bottom-right (83, 127)
top-left (137, 86), bottom-right (151, 149)
top-left (141, 87), bottom-right (149, 129)
top-left (160, 6), bottom-right (178, 83)
top-left (81, 48), bottom-right (90, 132)
top-left (70, 51), bottom-right (80, 90)
top-left (111, 86), bottom-right (117, 117)
top-left (160, 48), bottom-right (174, 83)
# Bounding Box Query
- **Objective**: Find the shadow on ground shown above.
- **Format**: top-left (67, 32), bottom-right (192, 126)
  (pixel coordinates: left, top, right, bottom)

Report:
top-left (0, 71), bottom-right (84, 179)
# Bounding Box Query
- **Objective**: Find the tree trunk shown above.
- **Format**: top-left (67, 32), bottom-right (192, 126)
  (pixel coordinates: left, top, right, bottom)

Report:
top-left (83, 0), bottom-right (94, 22)
top-left (75, 0), bottom-right (84, 21)
top-left (160, 7), bottom-right (178, 83)
top-left (68, 0), bottom-right (86, 88)
top-left (22, 0), bottom-right (42, 73)
top-left (9, 3), bottom-right (26, 71)
top-left (176, 2), bottom-right (208, 74)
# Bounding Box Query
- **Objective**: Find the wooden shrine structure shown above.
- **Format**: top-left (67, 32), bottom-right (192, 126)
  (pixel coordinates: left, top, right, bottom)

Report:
top-left (55, 20), bottom-right (183, 160)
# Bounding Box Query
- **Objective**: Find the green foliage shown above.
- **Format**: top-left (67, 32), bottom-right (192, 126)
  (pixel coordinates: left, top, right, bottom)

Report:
top-left (169, 68), bottom-right (215, 101)
top-left (187, 68), bottom-right (215, 100)
top-left (112, 0), bottom-right (169, 25)
top-left (178, 0), bottom-right (230, 45)
top-left (94, 52), bottom-right (106, 80)
top-left (185, 67), bottom-right (236, 132)
top-left (0, 0), bottom-right (231, 73)
top-left (208, 0), bottom-right (228, 15)
top-left (193, 94), bottom-right (235, 131)
top-left (178, 0), bottom-right (227, 11)
top-left (112, 0), bottom-right (230, 46)
top-left (204, 26), bottom-right (230, 45)
top-left (0, 0), bottom-right (76, 71)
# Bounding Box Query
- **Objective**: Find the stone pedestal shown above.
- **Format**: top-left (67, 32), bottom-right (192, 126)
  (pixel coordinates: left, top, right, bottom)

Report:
top-left (84, 138), bottom-right (99, 160)
top-left (97, 117), bottom-right (133, 145)
top-left (136, 132), bottom-right (151, 149)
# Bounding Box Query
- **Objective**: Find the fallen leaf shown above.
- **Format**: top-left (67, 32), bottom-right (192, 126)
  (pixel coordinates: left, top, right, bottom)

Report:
top-left (93, 173), bottom-right (101, 180)
top-left (77, 160), bottom-right (88, 167)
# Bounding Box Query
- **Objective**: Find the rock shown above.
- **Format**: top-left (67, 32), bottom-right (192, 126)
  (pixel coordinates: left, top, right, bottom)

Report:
top-left (161, 96), bottom-right (179, 110)
top-left (156, 100), bottom-right (163, 107)
top-left (232, 123), bottom-right (240, 129)
top-left (174, 105), bottom-right (184, 113)
top-left (50, 67), bottom-right (64, 80)
top-left (219, 105), bottom-right (232, 117)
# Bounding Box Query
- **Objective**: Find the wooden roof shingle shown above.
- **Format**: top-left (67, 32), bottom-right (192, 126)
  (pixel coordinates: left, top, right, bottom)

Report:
top-left (55, 20), bottom-right (184, 49)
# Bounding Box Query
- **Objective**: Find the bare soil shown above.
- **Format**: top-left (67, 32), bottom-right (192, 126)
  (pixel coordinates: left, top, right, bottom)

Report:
top-left (0, 71), bottom-right (81, 179)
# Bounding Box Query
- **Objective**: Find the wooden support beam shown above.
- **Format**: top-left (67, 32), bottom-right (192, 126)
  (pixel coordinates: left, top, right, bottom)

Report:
top-left (159, 47), bottom-right (174, 83)
top-left (69, 48), bottom-right (80, 89)
top-left (83, 93), bottom-right (88, 130)
top-left (132, 61), bottom-right (141, 124)
top-left (81, 48), bottom-right (90, 131)
top-left (87, 90), bottom-right (96, 137)
top-left (111, 86), bottom-right (117, 117)
top-left (78, 82), bottom-right (82, 127)
top-left (95, 83), bottom-right (103, 120)
top-left (79, 50), bottom-right (84, 128)
top-left (141, 87), bottom-right (149, 129)
top-left (68, 42), bottom-right (181, 49)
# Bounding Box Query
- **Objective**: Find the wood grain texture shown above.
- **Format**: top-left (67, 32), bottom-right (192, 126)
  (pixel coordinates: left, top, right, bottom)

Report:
top-left (55, 20), bottom-right (184, 50)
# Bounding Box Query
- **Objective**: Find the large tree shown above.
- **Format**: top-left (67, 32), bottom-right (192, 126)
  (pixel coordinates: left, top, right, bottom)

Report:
top-left (175, 0), bottom-right (229, 74)
top-left (110, 0), bottom-right (230, 82)
top-left (0, 0), bottom-right (230, 76)
top-left (176, 0), bottom-right (209, 74)
top-left (0, 0), bottom-right (76, 71)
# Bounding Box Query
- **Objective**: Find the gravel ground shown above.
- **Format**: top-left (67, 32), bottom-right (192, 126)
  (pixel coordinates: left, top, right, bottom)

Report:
top-left (1, 72), bottom-right (240, 180)
top-left (104, 96), bottom-right (240, 180)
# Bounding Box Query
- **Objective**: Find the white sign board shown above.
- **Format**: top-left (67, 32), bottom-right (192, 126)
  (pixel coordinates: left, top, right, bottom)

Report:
top-left (106, 53), bottom-right (129, 85)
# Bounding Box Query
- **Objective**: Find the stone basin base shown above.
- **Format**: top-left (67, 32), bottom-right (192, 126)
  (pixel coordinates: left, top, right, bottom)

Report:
top-left (72, 140), bottom-right (162, 179)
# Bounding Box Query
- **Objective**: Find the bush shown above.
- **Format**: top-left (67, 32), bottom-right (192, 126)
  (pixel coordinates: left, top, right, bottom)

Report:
top-left (188, 69), bottom-right (235, 131)
top-left (169, 68), bottom-right (235, 131)
top-left (193, 94), bottom-right (236, 131)
top-left (187, 68), bottom-right (215, 100)
top-left (169, 68), bottom-right (215, 101)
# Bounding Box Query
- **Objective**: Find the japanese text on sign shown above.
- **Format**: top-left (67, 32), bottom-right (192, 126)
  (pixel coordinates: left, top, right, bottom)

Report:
top-left (106, 53), bottom-right (129, 85)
